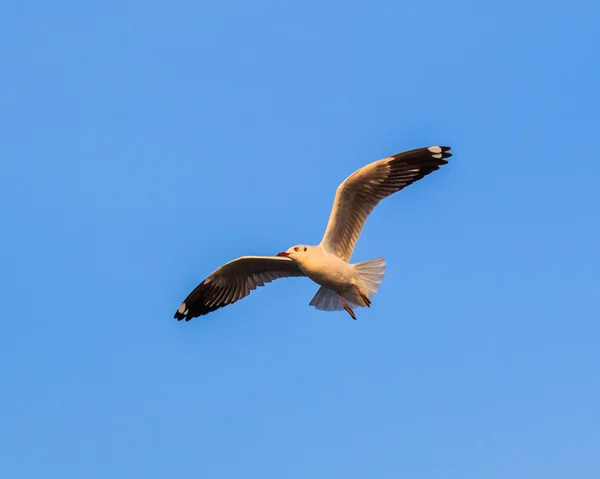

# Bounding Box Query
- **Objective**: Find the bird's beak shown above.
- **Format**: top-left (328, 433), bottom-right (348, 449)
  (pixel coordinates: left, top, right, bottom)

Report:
top-left (277, 252), bottom-right (290, 257)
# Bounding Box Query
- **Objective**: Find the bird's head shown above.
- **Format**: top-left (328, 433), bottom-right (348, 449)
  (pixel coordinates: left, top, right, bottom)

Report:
top-left (277, 245), bottom-right (311, 261)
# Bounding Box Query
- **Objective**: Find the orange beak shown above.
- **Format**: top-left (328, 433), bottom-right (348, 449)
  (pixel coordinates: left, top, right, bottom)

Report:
top-left (277, 252), bottom-right (290, 257)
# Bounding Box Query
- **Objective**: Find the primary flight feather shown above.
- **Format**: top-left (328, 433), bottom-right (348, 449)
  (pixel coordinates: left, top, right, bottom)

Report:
top-left (175, 146), bottom-right (451, 321)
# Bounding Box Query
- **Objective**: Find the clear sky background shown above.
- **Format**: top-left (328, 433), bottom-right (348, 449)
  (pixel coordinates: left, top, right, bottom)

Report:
top-left (1, 1), bottom-right (599, 478)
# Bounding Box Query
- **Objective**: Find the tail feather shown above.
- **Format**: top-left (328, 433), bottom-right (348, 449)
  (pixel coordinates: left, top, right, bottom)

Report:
top-left (354, 257), bottom-right (386, 298)
top-left (309, 287), bottom-right (344, 311)
top-left (309, 287), bottom-right (361, 311)
top-left (309, 257), bottom-right (386, 312)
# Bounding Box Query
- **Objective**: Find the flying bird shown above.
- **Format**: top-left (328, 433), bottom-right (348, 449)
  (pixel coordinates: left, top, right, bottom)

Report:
top-left (175, 146), bottom-right (451, 321)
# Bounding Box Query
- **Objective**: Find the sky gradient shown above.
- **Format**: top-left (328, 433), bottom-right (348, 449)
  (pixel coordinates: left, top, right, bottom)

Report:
top-left (2, 1), bottom-right (599, 478)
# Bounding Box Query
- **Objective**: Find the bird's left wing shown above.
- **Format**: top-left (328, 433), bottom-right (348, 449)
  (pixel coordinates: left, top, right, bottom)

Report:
top-left (174, 256), bottom-right (305, 321)
top-left (319, 146), bottom-right (452, 261)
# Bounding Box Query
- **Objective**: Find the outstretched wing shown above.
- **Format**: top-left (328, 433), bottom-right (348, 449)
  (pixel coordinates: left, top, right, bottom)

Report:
top-left (174, 256), bottom-right (305, 321)
top-left (319, 146), bottom-right (451, 261)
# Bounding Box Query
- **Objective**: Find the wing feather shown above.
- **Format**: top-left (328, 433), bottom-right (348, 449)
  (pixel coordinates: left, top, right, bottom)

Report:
top-left (319, 146), bottom-right (451, 261)
top-left (174, 256), bottom-right (305, 321)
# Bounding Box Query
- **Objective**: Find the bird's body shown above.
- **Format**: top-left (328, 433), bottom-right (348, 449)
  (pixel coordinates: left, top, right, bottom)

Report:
top-left (174, 145), bottom-right (451, 321)
top-left (292, 246), bottom-right (355, 294)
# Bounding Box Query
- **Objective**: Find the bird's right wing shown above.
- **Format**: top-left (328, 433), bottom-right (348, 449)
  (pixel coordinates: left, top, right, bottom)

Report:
top-left (174, 256), bottom-right (305, 321)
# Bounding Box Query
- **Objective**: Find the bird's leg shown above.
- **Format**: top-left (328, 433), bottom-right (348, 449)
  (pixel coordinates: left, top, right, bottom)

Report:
top-left (354, 285), bottom-right (371, 307)
top-left (339, 294), bottom-right (357, 320)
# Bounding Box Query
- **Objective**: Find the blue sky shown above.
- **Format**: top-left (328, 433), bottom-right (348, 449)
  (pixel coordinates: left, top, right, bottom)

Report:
top-left (1, 0), bottom-right (599, 477)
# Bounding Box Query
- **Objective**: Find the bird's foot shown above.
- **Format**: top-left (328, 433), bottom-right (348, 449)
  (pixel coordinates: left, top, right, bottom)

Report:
top-left (344, 304), bottom-right (357, 320)
top-left (339, 294), bottom-right (357, 320)
top-left (354, 285), bottom-right (371, 307)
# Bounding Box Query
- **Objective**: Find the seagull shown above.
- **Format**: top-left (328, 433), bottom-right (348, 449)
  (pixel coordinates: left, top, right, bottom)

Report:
top-left (174, 146), bottom-right (451, 321)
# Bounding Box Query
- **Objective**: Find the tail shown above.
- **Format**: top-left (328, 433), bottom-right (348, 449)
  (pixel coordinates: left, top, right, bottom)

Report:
top-left (354, 257), bottom-right (386, 298)
top-left (309, 286), bottom-right (347, 311)
top-left (308, 257), bottom-right (386, 311)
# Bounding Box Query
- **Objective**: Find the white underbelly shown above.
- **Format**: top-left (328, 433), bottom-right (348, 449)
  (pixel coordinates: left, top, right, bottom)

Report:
top-left (300, 257), bottom-right (356, 292)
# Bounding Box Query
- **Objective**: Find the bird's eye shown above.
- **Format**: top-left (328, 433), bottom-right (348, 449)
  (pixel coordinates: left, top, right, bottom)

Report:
top-left (294, 247), bottom-right (299, 252)
top-left (304, 247), bottom-right (307, 252)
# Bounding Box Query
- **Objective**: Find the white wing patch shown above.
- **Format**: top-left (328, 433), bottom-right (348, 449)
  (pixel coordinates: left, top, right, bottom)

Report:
top-left (428, 146), bottom-right (443, 159)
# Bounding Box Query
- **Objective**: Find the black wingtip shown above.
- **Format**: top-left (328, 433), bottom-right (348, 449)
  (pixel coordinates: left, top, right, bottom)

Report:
top-left (174, 303), bottom-right (187, 321)
top-left (441, 146), bottom-right (452, 159)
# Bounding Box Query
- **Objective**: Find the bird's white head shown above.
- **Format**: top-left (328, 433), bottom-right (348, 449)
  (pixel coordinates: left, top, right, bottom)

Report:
top-left (277, 245), bottom-right (311, 261)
